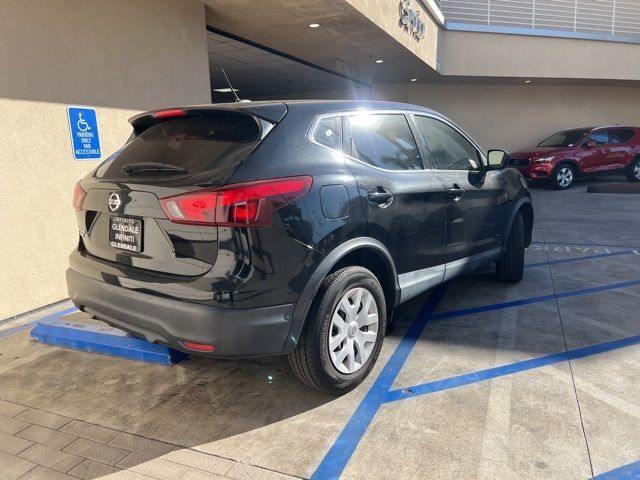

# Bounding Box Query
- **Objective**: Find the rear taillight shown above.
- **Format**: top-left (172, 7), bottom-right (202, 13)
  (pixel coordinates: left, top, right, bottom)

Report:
top-left (160, 176), bottom-right (312, 227)
top-left (73, 181), bottom-right (87, 211)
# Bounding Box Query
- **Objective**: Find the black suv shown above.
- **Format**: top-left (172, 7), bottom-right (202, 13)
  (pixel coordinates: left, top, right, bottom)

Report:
top-left (68, 101), bottom-right (533, 393)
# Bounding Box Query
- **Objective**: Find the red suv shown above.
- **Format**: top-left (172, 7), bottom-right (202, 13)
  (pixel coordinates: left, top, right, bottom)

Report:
top-left (509, 126), bottom-right (640, 189)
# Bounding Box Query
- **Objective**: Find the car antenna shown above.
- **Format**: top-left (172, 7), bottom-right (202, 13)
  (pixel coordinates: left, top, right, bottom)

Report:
top-left (221, 68), bottom-right (242, 103)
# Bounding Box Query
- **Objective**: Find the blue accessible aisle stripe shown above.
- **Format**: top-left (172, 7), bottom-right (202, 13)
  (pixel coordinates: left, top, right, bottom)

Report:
top-left (593, 459), bottom-right (640, 479)
top-left (312, 277), bottom-right (640, 479)
top-left (311, 284), bottom-right (449, 480)
top-left (385, 333), bottom-right (640, 403)
top-left (429, 278), bottom-right (640, 322)
top-left (31, 321), bottom-right (187, 366)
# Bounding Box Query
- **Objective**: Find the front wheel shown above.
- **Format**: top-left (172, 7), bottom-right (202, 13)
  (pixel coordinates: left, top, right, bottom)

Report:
top-left (288, 266), bottom-right (387, 394)
top-left (551, 163), bottom-right (576, 190)
top-left (495, 212), bottom-right (525, 283)
top-left (627, 157), bottom-right (640, 182)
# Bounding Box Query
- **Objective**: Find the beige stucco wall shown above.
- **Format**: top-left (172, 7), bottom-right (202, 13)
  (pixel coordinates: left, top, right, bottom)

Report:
top-left (0, 0), bottom-right (211, 319)
top-left (345, 0), bottom-right (440, 71)
top-left (373, 83), bottom-right (640, 152)
top-left (440, 30), bottom-right (640, 81)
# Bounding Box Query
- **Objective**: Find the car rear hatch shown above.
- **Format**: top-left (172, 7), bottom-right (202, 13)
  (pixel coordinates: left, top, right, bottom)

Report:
top-left (76, 105), bottom-right (286, 277)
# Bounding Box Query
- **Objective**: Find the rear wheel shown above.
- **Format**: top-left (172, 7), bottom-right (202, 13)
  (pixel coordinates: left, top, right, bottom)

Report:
top-left (495, 212), bottom-right (525, 283)
top-left (288, 266), bottom-right (386, 394)
top-left (551, 163), bottom-right (575, 190)
top-left (627, 157), bottom-right (640, 182)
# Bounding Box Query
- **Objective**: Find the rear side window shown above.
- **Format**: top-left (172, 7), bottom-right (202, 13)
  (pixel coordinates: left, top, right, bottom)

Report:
top-left (609, 129), bottom-right (635, 144)
top-left (312, 116), bottom-right (342, 149)
top-left (346, 114), bottom-right (422, 171)
top-left (586, 131), bottom-right (609, 145)
top-left (96, 112), bottom-right (261, 178)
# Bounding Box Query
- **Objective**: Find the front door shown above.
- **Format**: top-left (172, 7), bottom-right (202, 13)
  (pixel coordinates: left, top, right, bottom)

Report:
top-left (411, 114), bottom-right (508, 267)
top-left (342, 112), bottom-right (448, 300)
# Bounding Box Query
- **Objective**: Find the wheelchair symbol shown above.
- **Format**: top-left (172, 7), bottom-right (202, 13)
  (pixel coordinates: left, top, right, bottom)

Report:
top-left (77, 113), bottom-right (91, 132)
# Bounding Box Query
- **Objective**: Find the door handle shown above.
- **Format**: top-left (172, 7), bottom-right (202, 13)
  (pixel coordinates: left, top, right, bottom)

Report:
top-left (447, 184), bottom-right (465, 201)
top-left (367, 188), bottom-right (393, 207)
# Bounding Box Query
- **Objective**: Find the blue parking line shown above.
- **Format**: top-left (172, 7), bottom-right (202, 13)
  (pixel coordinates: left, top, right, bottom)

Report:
top-left (525, 250), bottom-right (633, 268)
top-left (385, 334), bottom-right (640, 403)
top-left (0, 306), bottom-right (78, 340)
top-left (312, 277), bottom-right (640, 479)
top-left (593, 459), bottom-right (640, 479)
top-left (311, 284), bottom-right (449, 480)
top-left (430, 278), bottom-right (640, 322)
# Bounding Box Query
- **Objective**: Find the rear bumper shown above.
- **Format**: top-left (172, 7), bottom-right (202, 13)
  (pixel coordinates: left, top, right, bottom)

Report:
top-left (66, 268), bottom-right (295, 357)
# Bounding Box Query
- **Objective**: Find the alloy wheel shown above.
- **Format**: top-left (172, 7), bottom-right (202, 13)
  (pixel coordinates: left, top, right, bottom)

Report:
top-left (556, 167), bottom-right (573, 188)
top-left (328, 287), bottom-right (379, 374)
top-left (634, 162), bottom-right (640, 180)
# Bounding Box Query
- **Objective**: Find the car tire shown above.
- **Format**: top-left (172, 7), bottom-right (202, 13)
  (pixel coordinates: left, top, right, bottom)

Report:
top-left (288, 266), bottom-right (387, 394)
top-left (551, 163), bottom-right (576, 190)
top-left (627, 157), bottom-right (640, 182)
top-left (495, 212), bottom-right (525, 283)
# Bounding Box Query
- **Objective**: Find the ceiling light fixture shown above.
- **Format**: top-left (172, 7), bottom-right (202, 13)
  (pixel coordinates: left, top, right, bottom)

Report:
top-left (309, 23), bottom-right (320, 28)
top-left (410, 78), bottom-right (418, 82)
top-left (213, 88), bottom-right (239, 93)
top-left (375, 59), bottom-right (383, 64)
top-left (525, 80), bottom-right (532, 84)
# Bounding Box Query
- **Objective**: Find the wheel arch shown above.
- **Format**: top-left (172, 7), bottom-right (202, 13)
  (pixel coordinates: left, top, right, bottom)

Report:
top-left (283, 238), bottom-right (399, 354)
top-left (556, 159), bottom-right (580, 175)
top-left (503, 197), bottom-right (534, 251)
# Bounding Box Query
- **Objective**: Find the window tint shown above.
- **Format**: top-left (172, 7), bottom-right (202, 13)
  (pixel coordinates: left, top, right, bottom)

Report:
top-left (609, 129), bottom-right (635, 144)
top-left (312, 117), bottom-right (341, 149)
top-left (587, 131), bottom-right (609, 145)
top-left (413, 116), bottom-right (482, 171)
top-left (97, 113), bottom-right (261, 178)
top-left (346, 114), bottom-right (423, 170)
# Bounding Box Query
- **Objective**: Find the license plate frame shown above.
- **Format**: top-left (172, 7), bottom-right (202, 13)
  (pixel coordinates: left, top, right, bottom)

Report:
top-left (109, 216), bottom-right (143, 253)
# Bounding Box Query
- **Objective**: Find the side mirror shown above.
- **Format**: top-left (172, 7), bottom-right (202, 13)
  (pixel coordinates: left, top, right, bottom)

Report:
top-left (585, 140), bottom-right (597, 148)
top-left (487, 149), bottom-right (509, 170)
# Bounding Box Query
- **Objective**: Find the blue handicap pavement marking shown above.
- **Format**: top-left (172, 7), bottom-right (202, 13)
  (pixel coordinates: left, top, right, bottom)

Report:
top-left (385, 333), bottom-right (640, 403)
top-left (312, 275), bottom-right (640, 479)
top-left (593, 459), bottom-right (640, 479)
top-left (67, 106), bottom-right (101, 160)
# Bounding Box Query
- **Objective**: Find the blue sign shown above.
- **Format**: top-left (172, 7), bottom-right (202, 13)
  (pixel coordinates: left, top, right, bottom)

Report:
top-left (67, 107), bottom-right (101, 160)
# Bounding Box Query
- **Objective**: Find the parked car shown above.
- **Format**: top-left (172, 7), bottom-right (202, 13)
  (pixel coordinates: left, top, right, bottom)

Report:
top-left (509, 126), bottom-right (640, 189)
top-left (67, 100), bottom-right (533, 393)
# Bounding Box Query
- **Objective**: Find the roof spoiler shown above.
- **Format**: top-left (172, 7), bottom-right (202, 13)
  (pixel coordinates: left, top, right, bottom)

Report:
top-left (128, 103), bottom-right (288, 133)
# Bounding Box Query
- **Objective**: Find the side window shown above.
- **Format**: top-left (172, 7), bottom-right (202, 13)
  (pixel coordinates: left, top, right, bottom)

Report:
top-left (312, 116), bottom-right (342, 150)
top-left (346, 114), bottom-right (423, 171)
top-left (413, 116), bottom-right (482, 171)
top-left (609, 129), bottom-right (635, 144)
top-left (587, 131), bottom-right (609, 145)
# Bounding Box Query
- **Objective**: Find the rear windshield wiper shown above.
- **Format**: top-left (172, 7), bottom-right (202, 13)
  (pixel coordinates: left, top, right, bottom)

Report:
top-left (122, 162), bottom-right (187, 175)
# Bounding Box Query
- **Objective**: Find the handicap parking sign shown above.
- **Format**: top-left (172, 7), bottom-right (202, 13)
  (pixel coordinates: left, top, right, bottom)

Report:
top-left (67, 107), bottom-right (101, 160)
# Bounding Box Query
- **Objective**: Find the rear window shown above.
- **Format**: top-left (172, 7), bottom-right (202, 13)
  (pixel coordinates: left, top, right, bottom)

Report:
top-left (609, 129), bottom-right (635, 144)
top-left (96, 112), bottom-right (261, 178)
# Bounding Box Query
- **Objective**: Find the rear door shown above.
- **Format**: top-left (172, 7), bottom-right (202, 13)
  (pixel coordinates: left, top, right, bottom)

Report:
top-left (79, 110), bottom-right (265, 276)
top-left (342, 112), bottom-right (448, 288)
top-left (607, 128), bottom-right (637, 170)
top-left (411, 114), bottom-right (507, 264)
